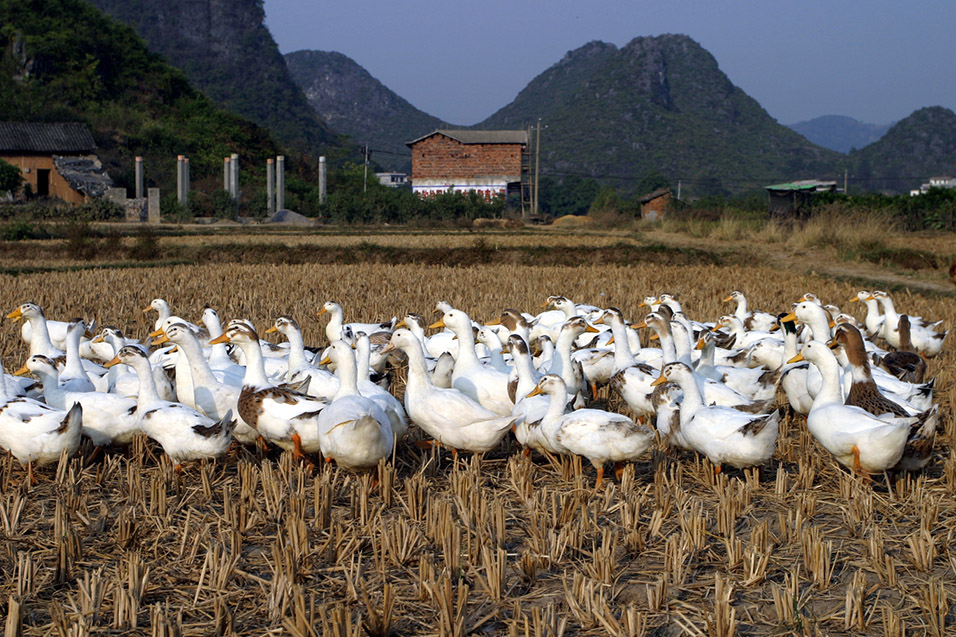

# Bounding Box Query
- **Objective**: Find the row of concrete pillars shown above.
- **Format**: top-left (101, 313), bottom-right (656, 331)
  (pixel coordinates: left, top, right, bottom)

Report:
top-left (140, 154), bottom-right (329, 212)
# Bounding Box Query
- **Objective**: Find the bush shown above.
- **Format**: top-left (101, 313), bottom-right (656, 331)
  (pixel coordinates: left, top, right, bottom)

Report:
top-left (127, 226), bottom-right (161, 261)
top-left (0, 221), bottom-right (49, 241)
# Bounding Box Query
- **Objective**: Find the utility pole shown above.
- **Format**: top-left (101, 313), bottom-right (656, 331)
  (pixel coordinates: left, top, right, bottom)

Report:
top-left (363, 145), bottom-right (369, 194)
top-left (533, 119), bottom-right (541, 216)
top-left (844, 169), bottom-right (848, 195)
top-left (677, 179), bottom-right (682, 201)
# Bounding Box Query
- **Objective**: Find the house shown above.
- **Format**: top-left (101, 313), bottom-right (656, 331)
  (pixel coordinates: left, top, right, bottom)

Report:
top-left (0, 122), bottom-right (112, 203)
top-left (376, 172), bottom-right (408, 188)
top-left (910, 176), bottom-right (956, 196)
top-left (638, 187), bottom-right (672, 221)
top-left (765, 179), bottom-right (837, 218)
top-left (406, 129), bottom-right (529, 202)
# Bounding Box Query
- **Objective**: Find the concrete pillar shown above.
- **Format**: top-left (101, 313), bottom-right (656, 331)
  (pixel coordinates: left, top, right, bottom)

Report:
top-left (230, 153), bottom-right (239, 199)
top-left (134, 156), bottom-right (144, 199)
top-left (276, 155), bottom-right (285, 211)
top-left (319, 156), bottom-right (327, 205)
top-left (176, 155), bottom-right (185, 204)
top-left (184, 157), bottom-right (190, 202)
top-left (266, 158), bottom-right (275, 215)
top-left (223, 157), bottom-right (231, 193)
top-left (147, 188), bottom-right (161, 223)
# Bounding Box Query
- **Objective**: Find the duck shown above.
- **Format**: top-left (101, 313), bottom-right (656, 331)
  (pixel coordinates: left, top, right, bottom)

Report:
top-left (527, 374), bottom-right (654, 487)
top-left (7, 303), bottom-right (65, 360)
top-left (316, 341), bottom-right (393, 471)
top-left (776, 316), bottom-right (815, 415)
top-left (200, 307), bottom-right (246, 377)
top-left (486, 309), bottom-right (532, 346)
top-left (650, 381), bottom-right (689, 450)
top-left (431, 309), bottom-right (513, 416)
top-left (93, 328), bottom-right (176, 401)
top-left (723, 290), bottom-right (778, 332)
top-left (58, 319), bottom-right (98, 393)
top-left (318, 301), bottom-right (396, 346)
top-left (353, 331), bottom-right (407, 439)
top-left (873, 315), bottom-right (927, 383)
top-left (651, 363), bottom-right (779, 472)
top-left (870, 291), bottom-right (947, 357)
top-left (476, 327), bottom-right (510, 373)
top-left (848, 290), bottom-right (885, 339)
top-left (606, 311), bottom-right (660, 418)
top-left (105, 346), bottom-right (233, 471)
top-left (212, 321), bottom-right (327, 456)
top-left (0, 357), bottom-right (83, 484)
top-left (144, 298), bottom-right (207, 340)
top-left (695, 332), bottom-right (779, 402)
top-left (789, 342), bottom-right (910, 480)
top-left (265, 315), bottom-right (339, 400)
top-left (548, 317), bottom-right (597, 406)
top-left (382, 329), bottom-right (515, 453)
top-left (829, 323), bottom-right (937, 472)
top-left (19, 354), bottom-right (139, 447)
top-left (154, 323), bottom-right (254, 444)
top-left (506, 334), bottom-right (563, 455)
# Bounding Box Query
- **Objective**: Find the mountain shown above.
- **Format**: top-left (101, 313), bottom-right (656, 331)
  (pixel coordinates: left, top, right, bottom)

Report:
top-left (476, 35), bottom-right (844, 196)
top-left (0, 0), bottom-right (283, 195)
top-left (87, 0), bottom-right (348, 158)
top-left (285, 50), bottom-right (447, 172)
top-left (850, 106), bottom-right (956, 192)
top-left (787, 115), bottom-right (891, 153)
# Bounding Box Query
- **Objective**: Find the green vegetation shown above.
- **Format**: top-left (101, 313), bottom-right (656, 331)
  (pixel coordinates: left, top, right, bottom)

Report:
top-left (0, 158), bottom-right (21, 193)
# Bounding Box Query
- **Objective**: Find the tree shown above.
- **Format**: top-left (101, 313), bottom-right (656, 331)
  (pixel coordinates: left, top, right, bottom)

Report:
top-left (0, 159), bottom-right (22, 195)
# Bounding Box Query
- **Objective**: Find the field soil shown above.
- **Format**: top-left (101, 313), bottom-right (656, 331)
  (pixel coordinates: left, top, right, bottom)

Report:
top-left (0, 227), bottom-right (953, 635)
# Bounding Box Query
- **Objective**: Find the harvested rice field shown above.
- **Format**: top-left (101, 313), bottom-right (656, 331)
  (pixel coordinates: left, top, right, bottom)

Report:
top-left (0, 255), bottom-right (954, 635)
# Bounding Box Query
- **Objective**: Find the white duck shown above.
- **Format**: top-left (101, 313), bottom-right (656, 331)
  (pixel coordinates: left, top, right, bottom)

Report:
top-left (527, 374), bottom-right (654, 487)
top-left (790, 341), bottom-right (911, 479)
top-left (0, 358), bottom-right (82, 484)
top-left (871, 291), bottom-right (946, 357)
top-left (20, 355), bottom-right (139, 447)
top-left (651, 363), bottom-right (780, 472)
top-left (318, 301), bottom-right (396, 345)
top-left (211, 321), bottom-right (325, 457)
top-left (848, 290), bottom-right (884, 339)
top-left (382, 329), bottom-right (514, 453)
top-left (265, 315), bottom-right (339, 400)
top-left (431, 309), bottom-right (512, 416)
top-left (316, 341), bottom-right (393, 471)
top-left (723, 290), bottom-right (778, 332)
top-left (106, 346), bottom-right (233, 471)
top-left (353, 332), bottom-right (407, 439)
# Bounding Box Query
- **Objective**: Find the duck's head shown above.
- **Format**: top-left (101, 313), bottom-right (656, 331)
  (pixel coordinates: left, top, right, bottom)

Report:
top-left (21, 354), bottom-right (58, 377)
top-left (67, 318), bottom-right (94, 339)
top-left (526, 373), bottom-right (566, 398)
top-left (383, 328), bottom-right (418, 355)
top-left (695, 331), bottom-right (716, 351)
top-left (143, 298), bottom-right (169, 315)
top-left (723, 290), bottom-right (743, 303)
top-left (265, 315), bottom-right (299, 337)
top-left (430, 308), bottom-right (470, 333)
top-left (319, 339), bottom-right (353, 367)
top-left (434, 300), bottom-right (453, 315)
top-left (713, 314), bottom-right (738, 331)
top-left (210, 320), bottom-right (259, 345)
top-left (507, 334), bottom-right (530, 357)
top-left (317, 300), bottom-right (339, 317)
top-left (788, 340), bottom-right (835, 366)
top-left (871, 290), bottom-right (889, 302)
top-left (638, 296), bottom-right (657, 309)
top-left (560, 316), bottom-right (597, 338)
top-left (106, 345), bottom-right (149, 368)
top-left (398, 314), bottom-right (424, 330)
top-left (798, 292), bottom-right (820, 305)
top-left (494, 309), bottom-right (528, 332)
top-left (849, 290), bottom-right (871, 304)
top-left (6, 302), bottom-right (43, 322)
top-left (160, 322), bottom-right (196, 346)
top-left (650, 362), bottom-right (690, 386)
top-left (201, 306), bottom-right (221, 323)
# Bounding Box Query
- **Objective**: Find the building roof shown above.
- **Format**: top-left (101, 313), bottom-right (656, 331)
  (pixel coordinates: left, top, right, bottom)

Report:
top-left (765, 179), bottom-right (837, 192)
top-left (638, 187), bottom-right (672, 203)
top-left (0, 122), bottom-right (97, 154)
top-left (53, 156), bottom-right (112, 197)
top-left (406, 129), bottom-right (529, 147)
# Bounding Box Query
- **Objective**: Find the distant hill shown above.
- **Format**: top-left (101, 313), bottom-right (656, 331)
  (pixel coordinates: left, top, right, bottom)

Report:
top-left (787, 115), bottom-right (891, 153)
top-left (0, 0), bottom-right (283, 195)
top-left (850, 106), bottom-right (956, 193)
top-left (88, 0), bottom-right (349, 159)
top-left (285, 50), bottom-right (448, 172)
top-left (475, 36), bottom-right (843, 196)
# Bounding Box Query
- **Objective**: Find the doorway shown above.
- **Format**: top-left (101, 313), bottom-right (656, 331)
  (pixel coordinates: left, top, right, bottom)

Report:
top-left (36, 169), bottom-right (50, 197)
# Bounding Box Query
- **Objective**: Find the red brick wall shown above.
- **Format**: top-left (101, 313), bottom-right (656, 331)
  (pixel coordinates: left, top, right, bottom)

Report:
top-left (411, 134), bottom-right (524, 181)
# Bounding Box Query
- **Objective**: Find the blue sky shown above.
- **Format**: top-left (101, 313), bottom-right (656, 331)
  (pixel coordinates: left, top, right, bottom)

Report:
top-left (264, 1), bottom-right (956, 127)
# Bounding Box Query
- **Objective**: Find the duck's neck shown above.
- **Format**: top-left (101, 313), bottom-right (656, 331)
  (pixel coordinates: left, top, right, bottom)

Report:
top-left (402, 341), bottom-right (434, 391)
top-left (863, 299), bottom-right (882, 331)
top-left (325, 306), bottom-right (344, 343)
top-left (672, 371), bottom-right (705, 423)
top-left (878, 297), bottom-right (899, 326)
top-left (658, 329), bottom-right (678, 367)
top-left (733, 297), bottom-right (749, 321)
top-left (512, 349), bottom-right (540, 399)
top-left (36, 368), bottom-right (65, 406)
top-left (696, 340), bottom-right (716, 370)
top-left (203, 313), bottom-right (231, 363)
top-left (549, 330), bottom-right (577, 376)
top-left (284, 328), bottom-right (309, 375)
top-left (237, 340), bottom-right (270, 388)
top-left (804, 311), bottom-right (831, 343)
top-left (176, 332), bottom-right (219, 387)
top-left (333, 349), bottom-right (360, 400)
top-left (355, 340), bottom-right (371, 382)
top-left (609, 320), bottom-right (636, 371)
top-left (27, 315), bottom-right (57, 358)
top-left (451, 324), bottom-right (480, 367)
top-left (63, 327), bottom-right (90, 380)
top-left (670, 323), bottom-right (694, 367)
top-left (543, 386), bottom-right (569, 423)
top-left (811, 354), bottom-right (844, 406)
top-left (783, 327), bottom-right (799, 360)
top-left (131, 358), bottom-right (163, 407)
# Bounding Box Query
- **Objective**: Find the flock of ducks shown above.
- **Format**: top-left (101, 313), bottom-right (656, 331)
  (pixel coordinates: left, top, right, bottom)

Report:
top-left (0, 288), bottom-right (945, 487)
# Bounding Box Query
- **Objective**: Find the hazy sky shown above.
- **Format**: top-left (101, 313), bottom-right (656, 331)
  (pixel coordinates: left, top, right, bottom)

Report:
top-left (264, 1), bottom-right (956, 127)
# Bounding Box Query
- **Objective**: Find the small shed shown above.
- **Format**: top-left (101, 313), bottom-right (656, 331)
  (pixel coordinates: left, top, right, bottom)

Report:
top-left (638, 187), bottom-right (672, 221)
top-left (765, 180), bottom-right (837, 219)
top-left (0, 122), bottom-right (112, 203)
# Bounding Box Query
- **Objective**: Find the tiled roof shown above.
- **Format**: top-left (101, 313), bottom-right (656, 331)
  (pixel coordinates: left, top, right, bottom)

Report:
top-left (0, 122), bottom-right (97, 153)
top-left (407, 129), bottom-right (529, 147)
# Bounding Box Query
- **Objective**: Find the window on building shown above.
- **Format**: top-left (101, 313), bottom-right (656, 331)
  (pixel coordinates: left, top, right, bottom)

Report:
top-left (36, 169), bottom-right (50, 197)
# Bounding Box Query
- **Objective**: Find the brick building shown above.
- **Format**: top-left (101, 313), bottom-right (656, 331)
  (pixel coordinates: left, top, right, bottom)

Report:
top-left (406, 129), bottom-right (528, 201)
top-left (0, 122), bottom-right (112, 203)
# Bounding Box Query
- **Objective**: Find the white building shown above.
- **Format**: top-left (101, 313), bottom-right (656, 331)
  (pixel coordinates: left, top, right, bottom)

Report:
top-left (910, 176), bottom-right (956, 196)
